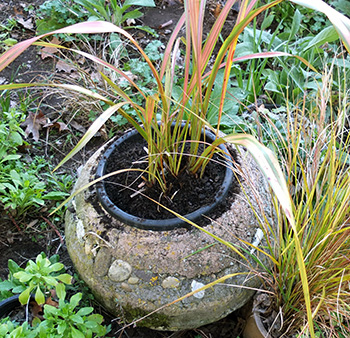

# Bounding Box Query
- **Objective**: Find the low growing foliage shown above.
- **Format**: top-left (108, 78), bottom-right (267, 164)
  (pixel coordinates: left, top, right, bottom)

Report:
top-left (0, 254), bottom-right (108, 337)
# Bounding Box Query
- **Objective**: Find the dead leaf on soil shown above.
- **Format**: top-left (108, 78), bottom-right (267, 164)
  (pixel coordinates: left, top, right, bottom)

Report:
top-left (40, 37), bottom-right (61, 60)
top-left (17, 17), bottom-right (34, 30)
top-left (21, 111), bottom-right (48, 141)
top-left (30, 301), bottom-right (44, 320)
top-left (70, 121), bottom-right (86, 133)
top-left (44, 121), bottom-right (69, 132)
top-left (13, 7), bottom-right (23, 16)
top-left (56, 59), bottom-right (76, 73)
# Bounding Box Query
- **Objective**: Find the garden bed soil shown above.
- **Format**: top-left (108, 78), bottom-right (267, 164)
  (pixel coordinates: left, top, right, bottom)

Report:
top-left (0, 0), bottom-right (254, 336)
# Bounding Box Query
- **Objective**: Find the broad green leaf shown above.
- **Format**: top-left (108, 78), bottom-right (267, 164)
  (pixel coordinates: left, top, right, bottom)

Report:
top-left (124, 0), bottom-right (155, 6)
top-left (42, 191), bottom-right (69, 200)
top-left (3, 38), bottom-right (18, 46)
top-left (13, 271), bottom-right (33, 283)
top-left (8, 259), bottom-right (21, 274)
top-left (76, 307), bottom-right (94, 316)
top-left (0, 280), bottom-right (15, 291)
top-left (48, 262), bottom-right (64, 273)
top-left (305, 25), bottom-right (339, 50)
top-left (71, 326), bottom-right (85, 338)
top-left (57, 321), bottom-right (67, 335)
top-left (69, 293), bottom-right (82, 309)
top-left (70, 314), bottom-right (85, 324)
top-left (42, 276), bottom-right (58, 286)
top-left (288, 9), bottom-right (302, 42)
top-left (55, 282), bottom-right (66, 300)
top-left (35, 286), bottom-right (45, 305)
top-left (18, 287), bottom-right (32, 305)
top-left (12, 285), bottom-right (26, 293)
top-left (43, 304), bottom-right (59, 315)
top-left (57, 273), bottom-right (73, 285)
top-left (1, 154), bottom-right (21, 162)
top-left (87, 313), bottom-right (105, 324)
top-left (84, 321), bottom-right (98, 329)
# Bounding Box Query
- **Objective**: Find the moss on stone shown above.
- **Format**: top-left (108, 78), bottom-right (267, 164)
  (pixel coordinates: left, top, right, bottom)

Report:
top-left (123, 303), bottom-right (170, 329)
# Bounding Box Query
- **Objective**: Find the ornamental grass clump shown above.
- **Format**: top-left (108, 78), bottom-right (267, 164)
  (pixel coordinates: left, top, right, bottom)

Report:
top-left (242, 64), bottom-right (350, 337)
top-left (1, 0), bottom-right (347, 196)
top-left (150, 65), bottom-right (350, 337)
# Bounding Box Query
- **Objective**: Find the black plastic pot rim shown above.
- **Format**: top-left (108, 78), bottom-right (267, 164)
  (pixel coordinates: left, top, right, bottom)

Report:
top-left (0, 294), bottom-right (36, 318)
top-left (95, 125), bottom-right (234, 231)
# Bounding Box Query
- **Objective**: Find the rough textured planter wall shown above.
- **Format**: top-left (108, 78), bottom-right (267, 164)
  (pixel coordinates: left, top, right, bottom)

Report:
top-left (65, 141), bottom-right (276, 331)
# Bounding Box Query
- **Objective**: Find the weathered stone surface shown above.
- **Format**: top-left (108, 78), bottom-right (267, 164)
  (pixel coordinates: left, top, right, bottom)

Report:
top-left (108, 260), bottom-right (132, 282)
top-left (93, 247), bottom-right (112, 277)
top-left (162, 277), bottom-right (180, 289)
top-left (65, 140), bottom-right (276, 331)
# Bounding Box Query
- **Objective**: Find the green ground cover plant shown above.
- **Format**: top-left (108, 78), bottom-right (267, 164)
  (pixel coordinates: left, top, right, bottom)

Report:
top-left (73, 0), bottom-right (156, 27)
top-left (36, 0), bottom-right (156, 36)
top-left (0, 93), bottom-right (71, 219)
top-left (0, 253), bottom-right (108, 337)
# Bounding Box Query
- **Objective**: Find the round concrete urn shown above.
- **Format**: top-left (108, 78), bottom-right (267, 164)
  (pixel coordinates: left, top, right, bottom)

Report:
top-left (65, 132), bottom-right (276, 331)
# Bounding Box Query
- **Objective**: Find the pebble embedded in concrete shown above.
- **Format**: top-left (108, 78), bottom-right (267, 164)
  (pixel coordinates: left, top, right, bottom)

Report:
top-left (128, 277), bottom-right (139, 285)
top-left (93, 247), bottom-right (112, 277)
top-left (121, 282), bottom-right (132, 292)
top-left (162, 276), bottom-right (180, 289)
top-left (191, 280), bottom-right (205, 299)
top-left (108, 260), bottom-right (132, 282)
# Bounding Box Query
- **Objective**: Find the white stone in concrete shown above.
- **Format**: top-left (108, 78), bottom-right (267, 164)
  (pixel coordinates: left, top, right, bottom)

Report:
top-left (108, 260), bottom-right (132, 282)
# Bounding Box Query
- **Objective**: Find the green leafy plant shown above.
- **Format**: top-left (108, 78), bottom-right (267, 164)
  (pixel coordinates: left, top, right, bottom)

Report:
top-left (0, 320), bottom-right (37, 338)
top-left (11, 253), bottom-right (72, 305)
top-left (0, 18), bottom-right (18, 52)
top-left (73, 0), bottom-right (156, 27)
top-left (0, 161), bottom-right (70, 218)
top-left (0, 260), bottom-right (25, 302)
top-left (0, 254), bottom-right (108, 338)
top-left (36, 0), bottom-right (88, 35)
top-left (38, 283), bottom-right (106, 338)
top-left (0, 96), bottom-right (26, 163)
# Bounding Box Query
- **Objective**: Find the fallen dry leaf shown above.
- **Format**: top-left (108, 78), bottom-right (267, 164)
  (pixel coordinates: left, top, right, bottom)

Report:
top-left (56, 59), bottom-right (76, 73)
top-left (30, 301), bottom-right (44, 320)
top-left (40, 37), bottom-right (61, 60)
top-left (21, 111), bottom-right (47, 141)
top-left (13, 7), bottom-right (23, 16)
top-left (70, 121), bottom-right (86, 133)
top-left (17, 17), bottom-right (34, 30)
top-left (44, 121), bottom-right (69, 132)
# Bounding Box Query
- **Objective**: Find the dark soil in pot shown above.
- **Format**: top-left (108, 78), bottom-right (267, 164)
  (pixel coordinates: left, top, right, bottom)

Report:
top-left (97, 130), bottom-right (240, 227)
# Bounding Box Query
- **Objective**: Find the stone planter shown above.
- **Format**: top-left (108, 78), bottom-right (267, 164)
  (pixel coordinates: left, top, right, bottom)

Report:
top-left (65, 135), bottom-right (275, 331)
